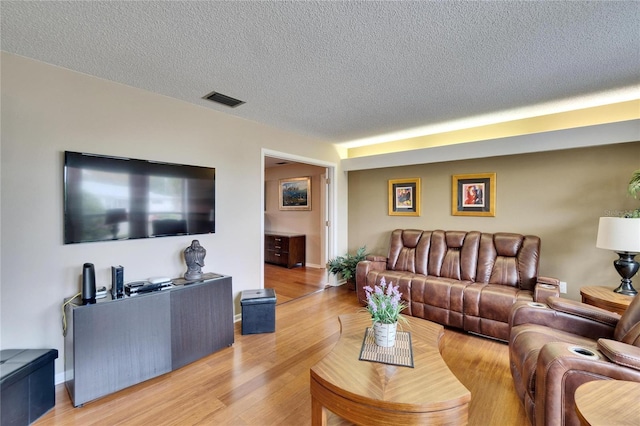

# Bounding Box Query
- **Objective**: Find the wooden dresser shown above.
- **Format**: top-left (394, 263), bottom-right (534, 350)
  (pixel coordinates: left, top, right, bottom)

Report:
top-left (265, 232), bottom-right (306, 268)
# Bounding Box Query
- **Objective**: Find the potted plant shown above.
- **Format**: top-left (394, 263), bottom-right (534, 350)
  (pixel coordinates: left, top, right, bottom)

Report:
top-left (626, 168), bottom-right (640, 217)
top-left (327, 246), bottom-right (368, 290)
top-left (363, 277), bottom-right (408, 347)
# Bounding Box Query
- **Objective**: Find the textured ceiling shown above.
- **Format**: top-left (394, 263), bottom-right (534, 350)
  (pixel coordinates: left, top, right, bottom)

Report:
top-left (2, 1), bottom-right (639, 145)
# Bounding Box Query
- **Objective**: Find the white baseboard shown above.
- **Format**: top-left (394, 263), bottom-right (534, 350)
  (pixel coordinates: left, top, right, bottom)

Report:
top-left (55, 372), bottom-right (66, 385)
top-left (325, 272), bottom-right (346, 287)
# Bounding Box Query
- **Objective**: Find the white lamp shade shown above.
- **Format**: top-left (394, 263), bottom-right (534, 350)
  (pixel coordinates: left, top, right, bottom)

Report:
top-left (596, 217), bottom-right (640, 253)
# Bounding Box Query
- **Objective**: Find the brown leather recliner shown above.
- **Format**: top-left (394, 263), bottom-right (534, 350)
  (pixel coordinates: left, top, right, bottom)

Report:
top-left (509, 294), bottom-right (640, 426)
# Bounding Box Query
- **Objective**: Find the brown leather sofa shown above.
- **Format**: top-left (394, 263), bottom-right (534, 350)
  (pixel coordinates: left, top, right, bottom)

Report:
top-left (356, 229), bottom-right (559, 340)
top-left (509, 295), bottom-right (640, 426)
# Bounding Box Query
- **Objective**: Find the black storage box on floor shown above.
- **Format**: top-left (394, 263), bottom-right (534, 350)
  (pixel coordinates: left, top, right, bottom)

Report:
top-left (1, 349), bottom-right (58, 426)
top-left (240, 288), bottom-right (276, 335)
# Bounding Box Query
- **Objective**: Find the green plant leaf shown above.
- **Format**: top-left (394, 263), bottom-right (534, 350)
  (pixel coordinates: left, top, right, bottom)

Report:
top-left (326, 246), bottom-right (368, 282)
top-left (628, 169), bottom-right (640, 199)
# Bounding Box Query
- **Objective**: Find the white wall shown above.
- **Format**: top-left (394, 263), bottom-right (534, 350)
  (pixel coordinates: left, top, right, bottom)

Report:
top-left (0, 53), bottom-right (346, 380)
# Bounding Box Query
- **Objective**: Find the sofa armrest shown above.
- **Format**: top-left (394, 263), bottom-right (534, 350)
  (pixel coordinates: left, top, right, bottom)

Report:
top-left (535, 341), bottom-right (640, 425)
top-left (509, 299), bottom-right (617, 340)
top-left (355, 258), bottom-right (387, 305)
top-left (356, 258), bottom-right (387, 283)
top-left (538, 276), bottom-right (560, 286)
top-left (533, 277), bottom-right (560, 302)
top-left (546, 297), bottom-right (620, 327)
top-left (598, 338), bottom-right (640, 371)
top-left (366, 255), bottom-right (387, 263)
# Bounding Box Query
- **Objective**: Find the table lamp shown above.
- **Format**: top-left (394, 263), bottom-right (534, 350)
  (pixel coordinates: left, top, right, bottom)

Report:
top-left (596, 217), bottom-right (640, 296)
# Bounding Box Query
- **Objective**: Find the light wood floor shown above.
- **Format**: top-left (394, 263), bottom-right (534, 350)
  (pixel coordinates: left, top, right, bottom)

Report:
top-left (265, 263), bottom-right (329, 304)
top-left (37, 272), bottom-right (527, 425)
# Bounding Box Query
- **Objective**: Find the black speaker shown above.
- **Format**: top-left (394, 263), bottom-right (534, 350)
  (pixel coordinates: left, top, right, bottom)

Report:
top-left (82, 263), bottom-right (96, 305)
top-left (111, 265), bottom-right (124, 299)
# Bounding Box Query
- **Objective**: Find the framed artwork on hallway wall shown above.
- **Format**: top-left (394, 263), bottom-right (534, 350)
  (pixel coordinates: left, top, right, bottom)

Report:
top-left (452, 172), bottom-right (496, 217)
top-left (279, 176), bottom-right (311, 211)
top-left (388, 178), bottom-right (421, 216)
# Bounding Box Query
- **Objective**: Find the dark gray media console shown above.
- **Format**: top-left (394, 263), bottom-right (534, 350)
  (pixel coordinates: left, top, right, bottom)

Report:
top-left (64, 273), bottom-right (233, 406)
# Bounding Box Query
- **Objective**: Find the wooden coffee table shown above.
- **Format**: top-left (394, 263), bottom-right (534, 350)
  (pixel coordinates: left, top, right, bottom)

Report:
top-left (310, 314), bottom-right (470, 425)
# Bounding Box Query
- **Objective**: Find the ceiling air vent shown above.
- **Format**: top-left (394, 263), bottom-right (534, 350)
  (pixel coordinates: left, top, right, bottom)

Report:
top-left (203, 91), bottom-right (245, 108)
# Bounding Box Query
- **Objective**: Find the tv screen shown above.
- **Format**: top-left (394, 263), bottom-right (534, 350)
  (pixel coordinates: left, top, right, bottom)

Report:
top-left (64, 151), bottom-right (215, 244)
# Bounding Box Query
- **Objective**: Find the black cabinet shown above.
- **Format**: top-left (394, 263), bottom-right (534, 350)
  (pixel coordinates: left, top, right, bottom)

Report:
top-left (170, 277), bottom-right (233, 369)
top-left (265, 233), bottom-right (305, 268)
top-left (64, 274), bottom-right (233, 406)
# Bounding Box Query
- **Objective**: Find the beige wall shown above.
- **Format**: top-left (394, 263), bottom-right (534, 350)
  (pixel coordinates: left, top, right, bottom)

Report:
top-left (265, 163), bottom-right (326, 267)
top-left (0, 53), bottom-right (345, 380)
top-left (348, 142), bottom-right (640, 301)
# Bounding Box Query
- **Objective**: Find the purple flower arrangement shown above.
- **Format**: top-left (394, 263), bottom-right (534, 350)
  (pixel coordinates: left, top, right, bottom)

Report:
top-left (363, 277), bottom-right (408, 324)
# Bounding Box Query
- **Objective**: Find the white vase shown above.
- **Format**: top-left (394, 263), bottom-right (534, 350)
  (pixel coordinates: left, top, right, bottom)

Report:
top-left (373, 322), bottom-right (397, 347)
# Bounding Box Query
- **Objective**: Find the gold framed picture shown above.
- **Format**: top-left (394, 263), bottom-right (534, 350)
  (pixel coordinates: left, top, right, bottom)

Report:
top-left (279, 176), bottom-right (311, 211)
top-left (452, 173), bottom-right (496, 217)
top-left (388, 178), bottom-right (421, 216)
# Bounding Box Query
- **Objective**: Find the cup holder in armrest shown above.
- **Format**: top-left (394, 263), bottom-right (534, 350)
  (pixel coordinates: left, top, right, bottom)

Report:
top-left (528, 302), bottom-right (547, 308)
top-left (568, 346), bottom-right (599, 360)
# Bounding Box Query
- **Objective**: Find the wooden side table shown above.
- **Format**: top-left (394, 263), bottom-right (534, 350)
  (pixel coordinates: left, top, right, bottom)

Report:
top-left (575, 380), bottom-right (640, 426)
top-left (580, 286), bottom-right (634, 315)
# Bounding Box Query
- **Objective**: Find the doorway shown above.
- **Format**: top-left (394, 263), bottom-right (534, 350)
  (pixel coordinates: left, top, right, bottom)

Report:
top-left (262, 149), bottom-right (337, 302)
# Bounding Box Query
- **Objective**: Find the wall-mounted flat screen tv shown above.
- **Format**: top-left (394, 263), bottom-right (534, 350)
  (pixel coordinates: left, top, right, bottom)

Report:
top-left (64, 151), bottom-right (215, 244)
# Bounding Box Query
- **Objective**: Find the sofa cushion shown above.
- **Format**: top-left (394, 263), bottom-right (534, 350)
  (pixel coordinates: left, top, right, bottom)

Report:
top-left (476, 233), bottom-right (540, 291)
top-left (387, 229), bottom-right (430, 274)
top-left (427, 230), bottom-right (479, 281)
top-left (463, 283), bottom-right (533, 340)
top-left (410, 275), bottom-right (471, 329)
